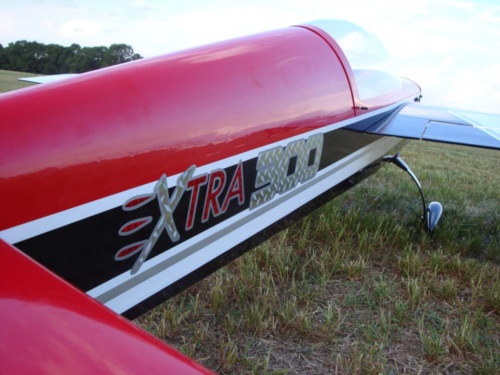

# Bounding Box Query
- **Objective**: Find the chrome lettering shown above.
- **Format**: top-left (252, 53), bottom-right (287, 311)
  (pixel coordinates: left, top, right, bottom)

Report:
top-left (117, 134), bottom-right (323, 273)
top-left (250, 133), bottom-right (324, 210)
top-left (277, 139), bottom-right (306, 194)
top-left (130, 165), bottom-right (195, 274)
top-left (300, 133), bottom-right (323, 183)
top-left (249, 146), bottom-right (283, 209)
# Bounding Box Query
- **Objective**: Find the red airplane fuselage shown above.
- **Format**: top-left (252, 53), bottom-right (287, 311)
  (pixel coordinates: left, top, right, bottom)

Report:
top-left (1, 20), bottom-right (420, 373)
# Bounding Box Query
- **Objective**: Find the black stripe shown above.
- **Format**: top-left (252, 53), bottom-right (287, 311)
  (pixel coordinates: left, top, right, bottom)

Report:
top-left (123, 156), bottom-right (386, 319)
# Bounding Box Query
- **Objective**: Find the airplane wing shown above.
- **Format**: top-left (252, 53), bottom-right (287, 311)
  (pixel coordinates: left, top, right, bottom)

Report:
top-left (362, 103), bottom-right (500, 150)
top-left (18, 74), bottom-right (79, 84)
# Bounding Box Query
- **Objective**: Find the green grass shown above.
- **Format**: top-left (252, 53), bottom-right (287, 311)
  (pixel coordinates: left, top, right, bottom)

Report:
top-left (137, 141), bottom-right (499, 374)
top-left (0, 69), bottom-right (38, 93)
top-left (3, 69), bottom-right (497, 374)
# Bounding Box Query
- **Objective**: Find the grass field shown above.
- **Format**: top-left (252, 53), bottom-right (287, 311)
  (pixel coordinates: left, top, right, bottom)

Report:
top-left (135, 141), bottom-right (499, 374)
top-left (0, 70), bottom-right (38, 93)
top-left (2, 70), bottom-right (498, 374)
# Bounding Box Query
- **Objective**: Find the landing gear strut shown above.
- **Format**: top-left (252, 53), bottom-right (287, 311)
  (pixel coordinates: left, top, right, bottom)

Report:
top-left (383, 153), bottom-right (443, 233)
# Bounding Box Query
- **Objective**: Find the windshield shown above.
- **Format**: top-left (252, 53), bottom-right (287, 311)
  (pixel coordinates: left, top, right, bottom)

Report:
top-left (308, 20), bottom-right (401, 100)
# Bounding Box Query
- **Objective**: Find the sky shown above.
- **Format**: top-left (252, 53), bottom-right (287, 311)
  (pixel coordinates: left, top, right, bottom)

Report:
top-left (1, 0), bottom-right (499, 114)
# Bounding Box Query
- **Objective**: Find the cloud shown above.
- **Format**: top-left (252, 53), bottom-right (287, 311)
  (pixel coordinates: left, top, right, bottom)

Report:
top-left (58, 19), bottom-right (102, 39)
top-left (0, 11), bottom-right (17, 41)
top-left (441, 64), bottom-right (500, 113)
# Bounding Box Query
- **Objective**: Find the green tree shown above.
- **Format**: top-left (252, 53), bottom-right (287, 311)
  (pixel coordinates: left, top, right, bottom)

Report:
top-left (40, 44), bottom-right (72, 74)
top-left (0, 43), bottom-right (6, 69)
top-left (0, 41), bottom-right (142, 73)
top-left (5, 41), bottom-right (35, 72)
top-left (67, 46), bottom-right (107, 72)
top-left (101, 43), bottom-right (142, 68)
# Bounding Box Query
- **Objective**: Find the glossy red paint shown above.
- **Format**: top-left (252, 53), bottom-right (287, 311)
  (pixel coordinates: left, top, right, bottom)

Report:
top-left (0, 26), bottom-right (355, 230)
top-left (297, 24), bottom-right (359, 113)
top-left (0, 240), bottom-right (214, 374)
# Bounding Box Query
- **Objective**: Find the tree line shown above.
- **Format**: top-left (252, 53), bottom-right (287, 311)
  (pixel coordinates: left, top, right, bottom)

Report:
top-left (0, 41), bottom-right (143, 74)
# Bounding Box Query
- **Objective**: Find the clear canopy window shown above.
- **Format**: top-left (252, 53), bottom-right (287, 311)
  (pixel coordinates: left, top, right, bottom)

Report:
top-left (308, 20), bottom-right (402, 100)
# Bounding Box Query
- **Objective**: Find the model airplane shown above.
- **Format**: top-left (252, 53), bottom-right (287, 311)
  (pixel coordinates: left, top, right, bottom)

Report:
top-left (1, 19), bottom-right (498, 373)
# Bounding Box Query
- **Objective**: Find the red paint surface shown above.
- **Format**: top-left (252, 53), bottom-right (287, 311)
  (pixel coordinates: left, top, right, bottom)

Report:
top-left (0, 26), bottom-right (355, 230)
top-left (120, 218), bottom-right (151, 234)
top-left (116, 242), bottom-right (146, 260)
top-left (124, 195), bottom-right (155, 209)
top-left (0, 240), bottom-right (214, 374)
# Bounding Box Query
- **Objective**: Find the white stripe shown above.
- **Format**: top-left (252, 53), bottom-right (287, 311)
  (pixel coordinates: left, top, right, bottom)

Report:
top-left (90, 136), bottom-right (403, 313)
top-left (0, 100), bottom-right (407, 244)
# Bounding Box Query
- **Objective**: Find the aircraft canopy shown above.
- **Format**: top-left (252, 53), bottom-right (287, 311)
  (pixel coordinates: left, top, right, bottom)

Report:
top-left (308, 19), bottom-right (402, 100)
